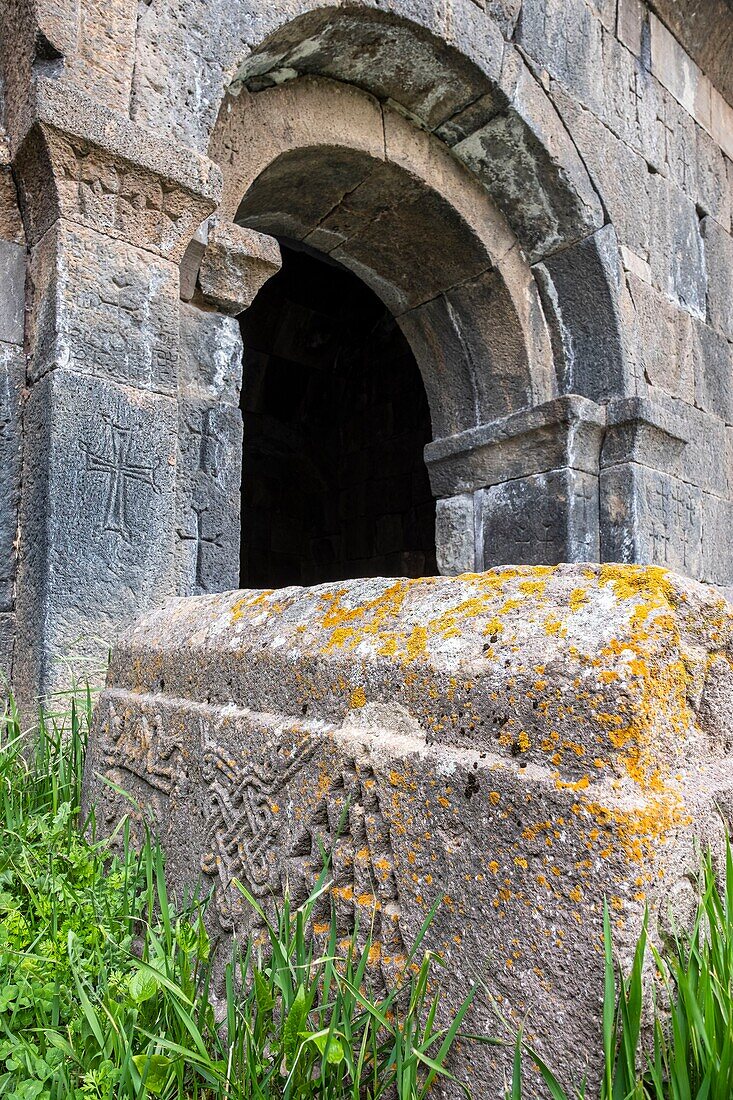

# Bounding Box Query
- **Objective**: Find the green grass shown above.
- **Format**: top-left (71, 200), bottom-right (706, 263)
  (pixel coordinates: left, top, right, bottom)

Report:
top-left (4, 689), bottom-right (733, 1099)
top-left (0, 693), bottom-right (483, 1099)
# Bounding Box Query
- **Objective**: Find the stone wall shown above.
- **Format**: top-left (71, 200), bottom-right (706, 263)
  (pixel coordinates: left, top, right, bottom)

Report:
top-left (0, 0), bottom-right (732, 698)
top-left (83, 564), bottom-right (733, 1092)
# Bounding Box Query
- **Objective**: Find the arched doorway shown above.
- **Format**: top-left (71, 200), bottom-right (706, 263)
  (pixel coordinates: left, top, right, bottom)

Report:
top-left (240, 241), bottom-right (436, 587)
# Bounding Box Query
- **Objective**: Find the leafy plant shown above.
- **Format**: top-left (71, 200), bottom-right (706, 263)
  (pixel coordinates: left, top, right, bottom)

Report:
top-left (0, 690), bottom-right (480, 1099)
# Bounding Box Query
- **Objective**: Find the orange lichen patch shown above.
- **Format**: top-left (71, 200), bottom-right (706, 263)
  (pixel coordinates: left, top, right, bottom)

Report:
top-left (350, 686), bottom-right (367, 709)
top-left (568, 587), bottom-right (588, 611)
top-left (544, 617), bottom-right (567, 638)
top-left (517, 731), bottom-right (531, 752)
top-left (489, 791), bottom-right (501, 805)
top-left (489, 860), bottom-right (500, 873)
top-left (598, 564), bottom-right (675, 622)
top-left (518, 579), bottom-right (547, 598)
top-left (230, 589), bottom-right (275, 622)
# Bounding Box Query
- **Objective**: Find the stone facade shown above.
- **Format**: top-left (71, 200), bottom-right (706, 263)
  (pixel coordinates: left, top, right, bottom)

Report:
top-left (0, 1), bottom-right (731, 699)
top-left (84, 564), bottom-right (733, 1091)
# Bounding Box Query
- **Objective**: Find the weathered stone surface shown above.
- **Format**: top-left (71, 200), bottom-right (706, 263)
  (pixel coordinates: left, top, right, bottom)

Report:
top-left (14, 370), bottom-right (178, 702)
top-left (701, 217), bottom-right (733, 341)
top-left (29, 221), bottom-right (179, 393)
top-left (0, 345), bottom-right (24, 612)
top-left (648, 175), bottom-right (706, 318)
top-left (425, 396), bottom-right (606, 498)
top-left (480, 468), bottom-right (600, 564)
top-left (601, 463), bottom-right (704, 576)
top-left (177, 397), bottom-right (243, 595)
top-left (84, 565), bottom-right (733, 1092)
top-left (692, 317), bottom-right (733, 424)
top-left (0, 612), bottom-right (14, 683)
top-left (624, 273), bottom-right (695, 403)
top-left (179, 303), bottom-right (243, 407)
top-left (198, 221), bottom-right (281, 315)
top-left (534, 225), bottom-right (629, 402)
top-left (435, 494), bottom-right (476, 575)
top-left (0, 239), bottom-right (25, 345)
top-left (12, 78), bottom-right (221, 259)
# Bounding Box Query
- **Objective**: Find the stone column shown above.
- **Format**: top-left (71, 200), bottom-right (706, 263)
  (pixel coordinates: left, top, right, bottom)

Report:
top-left (10, 77), bottom-right (221, 702)
top-left (0, 103), bottom-right (25, 682)
top-left (176, 220), bottom-right (281, 595)
top-left (426, 396), bottom-right (606, 573)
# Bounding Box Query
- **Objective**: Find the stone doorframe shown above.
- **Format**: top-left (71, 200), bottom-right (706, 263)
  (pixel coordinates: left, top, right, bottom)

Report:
top-left (1, 2), bottom-right (652, 703)
top-left (181, 57), bottom-right (627, 584)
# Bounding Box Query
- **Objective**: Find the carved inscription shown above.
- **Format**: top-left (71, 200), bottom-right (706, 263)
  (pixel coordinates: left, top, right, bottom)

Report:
top-left (201, 727), bottom-right (319, 930)
top-left (96, 702), bottom-right (187, 841)
top-left (287, 759), bottom-right (406, 986)
top-left (82, 417), bottom-right (158, 539)
top-left (178, 506), bottom-right (223, 590)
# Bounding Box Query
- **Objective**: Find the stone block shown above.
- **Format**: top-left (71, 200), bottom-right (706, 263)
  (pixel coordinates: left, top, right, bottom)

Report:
top-left (13, 370), bottom-right (178, 702)
top-left (534, 225), bottom-right (630, 402)
top-left (649, 14), bottom-right (712, 133)
top-left (600, 462), bottom-right (703, 576)
top-left (198, 222), bottom-right (281, 315)
top-left (604, 393), bottom-right (727, 496)
top-left (398, 270), bottom-right (532, 438)
top-left (480, 467), bottom-right (599, 565)
top-left (179, 303), bottom-right (243, 405)
top-left (0, 345), bottom-right (24, 612)
top-left (695, 127), bottom-right (731, 229)
top-left (70, 0), bottom-right (137, 114)
top-left (425, 396), bottom-right (605, 498)
top-left (435, 494), bottom-right (476, 575)
top-left (0, 166), bottom-right (24, 243)
top-left (617, 0), bottom-right (645, 58)
top-left (29, 221), bottom-right (179, 394)
top-left (624, 273), bottom-right (695, 403)
top-left (0, 613), bottom-right (14, 685)
top-left (84, 565), bottom-right (733, 1091)
top-left (453, 48), bottom-right (604, 260)
top-left (0, 239), bottom-right (25, 345)
top-left (701, 217), bottom-right (733, 340)
top-left (692, 317), bottom-right (733, 424)
top-left (516, 0), bottom-right (605, 118)
top-left (701, 493), bottom-right (733, 586)
top-left (550, 85), bottom-right (651, 263)
top-left (177, 397), bottom-right (243, 595)
top-left (13, 78), bottom-right (221, 260)
top-left (649, 175), bottom-right (706, 318)
top-left (710, 85), bottom-right (733, 162)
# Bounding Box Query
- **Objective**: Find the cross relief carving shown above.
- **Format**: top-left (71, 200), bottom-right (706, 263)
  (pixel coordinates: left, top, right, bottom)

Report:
top-left (81, 416), bottom-right (158, 540)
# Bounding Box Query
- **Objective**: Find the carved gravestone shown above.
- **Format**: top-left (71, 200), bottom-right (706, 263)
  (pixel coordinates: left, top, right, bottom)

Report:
top-left (84, 564), bottom-right (733, 1093)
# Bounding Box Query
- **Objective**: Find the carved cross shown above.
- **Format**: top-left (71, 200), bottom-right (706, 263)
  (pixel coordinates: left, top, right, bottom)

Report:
top-left (178, 506), bottom-right (223, 589)
top-left (190, 408), bottom-right (221, 477)
top-left (82, 420), bottom-right (157, 539)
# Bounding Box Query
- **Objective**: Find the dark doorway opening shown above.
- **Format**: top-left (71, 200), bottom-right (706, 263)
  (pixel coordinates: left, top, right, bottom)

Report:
top-left (239, 242), bottom-right (437, 589)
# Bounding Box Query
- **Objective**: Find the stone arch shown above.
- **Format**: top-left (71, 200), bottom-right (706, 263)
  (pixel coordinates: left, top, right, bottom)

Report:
top-left (202, 73), bottom-right (607, 575)
top-left (212, 78), bottom-right (555, 440)
top-left (189, 5), bottom-right (637, 576)
top-left (225, 3), bottom-right (604, 262)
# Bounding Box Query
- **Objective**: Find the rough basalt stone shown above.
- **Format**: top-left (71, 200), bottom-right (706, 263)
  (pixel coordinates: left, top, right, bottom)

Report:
top-left (85, 564), bottom-right (733, 1095)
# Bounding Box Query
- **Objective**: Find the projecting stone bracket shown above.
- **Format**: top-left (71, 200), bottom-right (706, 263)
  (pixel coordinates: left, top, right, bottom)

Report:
top-left (12, 77), bottom-right (222, 261)
top-left (180, 218), bottom-right (282, 314)
top-left (427, 395), bottom-right (606, 572)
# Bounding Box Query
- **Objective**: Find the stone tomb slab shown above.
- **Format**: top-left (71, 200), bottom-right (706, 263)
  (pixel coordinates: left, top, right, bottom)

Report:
top-left (85, 564), bottom-right (733, 1093)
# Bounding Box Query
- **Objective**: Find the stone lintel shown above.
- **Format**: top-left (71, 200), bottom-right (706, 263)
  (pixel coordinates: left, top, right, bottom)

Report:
top-left (197, 221), bottom-right (282, 315)
top-left (13, 78), bottom-right (222, 260)
top-left (84, 565), bottom-right (733, 1092)
top-left (424, 394), bottom-right (606, 498)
